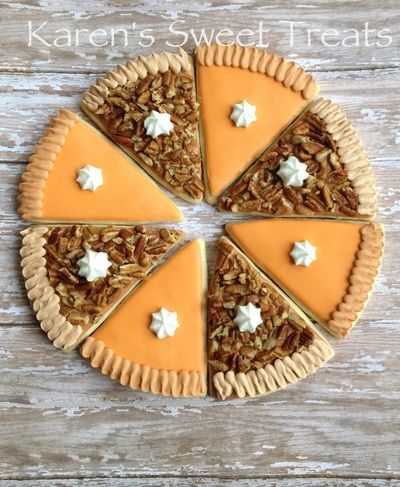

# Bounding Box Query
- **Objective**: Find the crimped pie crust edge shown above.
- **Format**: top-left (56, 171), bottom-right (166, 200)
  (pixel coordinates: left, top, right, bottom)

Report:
top-left (195, 43), bottom-right (319, 100)
top-left (327, 221), bottom-right (384, 338)
top-left (81, 48), bottom-right (193, 113)
top-left (20, 225), bottom-right (84, 350)
top-left (18, 109), bottom-right (79, 221)
top-left (309, 97), bottom-right (378, 218)
top-left (81, 336), bottom-right (207, 398)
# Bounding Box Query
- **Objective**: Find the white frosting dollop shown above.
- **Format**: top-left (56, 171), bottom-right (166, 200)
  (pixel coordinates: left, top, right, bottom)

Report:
top-left (77, 250), bottom-right (112, 282)
top-left (230, 100), bottom-right (257, 128)
top-left (290, 240), bottom-right (317, 267)
top-left (144, 110), bottom-right (174, 138)
top-left (277, 156), bottom-right (310, 187)
top-left (76, 164), bottom-right (104, 192)
top-left (233, 302), bottom-right (263, 333)
top-left (150, 307), bottom-right (180, 339)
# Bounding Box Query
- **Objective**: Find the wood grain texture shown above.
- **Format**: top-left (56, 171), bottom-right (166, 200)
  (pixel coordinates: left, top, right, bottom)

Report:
top-left (0, 0), bottom-right (399, 483)
top-left (2, 480), bottom-right (400, 487)
top-left (0, 0), bottom-right (399, 73)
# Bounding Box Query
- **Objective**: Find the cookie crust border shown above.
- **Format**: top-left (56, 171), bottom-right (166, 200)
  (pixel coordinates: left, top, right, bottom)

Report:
top-left (210, 236), bottom-right (334, 400)
top-left (18, 109), bottom-right (80, 221)
top-left (81, 337), bottom-right (207, 398)
top-left (309, 98), bottom-right (378, 218)
top-left (20, 225), bottom-right (84, 350)
top-left (80, 49), bottom-right (202, 204)
top-left (195, 44), bottom-right (319, 100)
top-left (327, 221), bottom-right (384, 338)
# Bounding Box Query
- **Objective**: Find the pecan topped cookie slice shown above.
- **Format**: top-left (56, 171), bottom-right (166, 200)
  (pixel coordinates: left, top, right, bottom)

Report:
top-left (208, 236), bottom-right (334, 400)
top-left (20, 225), bottom-right (184, 351)
top-left (219, 98), bottom-right (377, 219)
top-left (81, 49), bottom-right (204, 203)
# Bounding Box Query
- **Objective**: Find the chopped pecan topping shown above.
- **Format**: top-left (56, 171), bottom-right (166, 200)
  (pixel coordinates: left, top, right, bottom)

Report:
top-left (208, 239), bottom-right (315, 374)
top-left (44, 225), bottom-right (182, 328)
top-left (218, 111), bottom-right (361, 217)
top-left (94, 70), bottom-right (203, 201)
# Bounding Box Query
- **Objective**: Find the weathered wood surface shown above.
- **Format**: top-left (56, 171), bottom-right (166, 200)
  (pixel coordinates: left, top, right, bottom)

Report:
top-left (0, 0), bottom-right (399, 484)
top-left (0, 0), bottom-right (399, 73)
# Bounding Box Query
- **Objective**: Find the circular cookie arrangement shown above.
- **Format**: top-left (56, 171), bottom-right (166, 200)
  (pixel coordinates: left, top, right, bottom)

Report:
top-left (19, 44), bottom-right (384, 400)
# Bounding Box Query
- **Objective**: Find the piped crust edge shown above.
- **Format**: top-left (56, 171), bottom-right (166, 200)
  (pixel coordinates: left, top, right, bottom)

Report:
top-left (213, 338), bottom-right (333, 400)
top-left (18, 110), bottom-right (79, 221)
top-left (195, 44), bottom-right (319, 100)
top-left (81, 48), bottom-right (193, 113)
top-left (327, 221), bottom-right (384, 339)
top-left (309, 98), bottom-right (378, 218)
top-left (20, 225), bottom-right (83, 350)
top-left (80, 336), bottom-right (207, 398)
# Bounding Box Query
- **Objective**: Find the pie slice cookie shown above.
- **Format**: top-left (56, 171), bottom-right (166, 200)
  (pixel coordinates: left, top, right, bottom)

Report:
top-left (18, 110), bottom-right (183, 223)
top-left (219, 98), bottom-right (377, 219)
top-left (20, 225), bottom-right (184, 351)
top-left (196, 44), bottom-right (319, 203)
top-left (81, 49), bottom-right (204, 204)
top-left (208, 237), bottom-right (334, 400)
top-left (227, 219), bottom-right (384, 339)
top-left (81, 240), bottom-right (207, 398)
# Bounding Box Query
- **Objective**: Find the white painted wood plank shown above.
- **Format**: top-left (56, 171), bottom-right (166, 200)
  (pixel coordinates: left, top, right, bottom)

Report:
top-left (0, 0), bottom-right (399, 73)
top-left (2, 478), bottom-right (400, 486)
top-left (0, 324), bottom-right (399, 479)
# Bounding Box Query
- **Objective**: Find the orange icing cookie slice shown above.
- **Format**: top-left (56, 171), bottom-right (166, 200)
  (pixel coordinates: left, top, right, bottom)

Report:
top-left (219, 98), bottom-right (377, 219)
top-left (18, 110), bottom-right (183, 223)
top-left (81, 49), bottom-right (204, 204)
top-left (208, 237), bottom-right (334, 400)
top-left (20, 225), bottom-right (184, 351)
top-left (81, 240), bottom-right (207, 398)
top-left (227, 219), bottom-right (384, 339)
top-left (196, 44), bottom-right (319, 203)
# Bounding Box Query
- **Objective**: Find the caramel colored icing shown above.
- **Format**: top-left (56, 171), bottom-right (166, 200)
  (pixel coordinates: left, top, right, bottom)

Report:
top-left (82, 240), bottom-right (207, 396)
top-left (227, 219), bottom-right (384, 338)
top-left (18, 109), bottom-right (182, 223)
top-left (213, 338), bottom-right (333, 400)
top-left (196, 45), bottom-right (318, 201)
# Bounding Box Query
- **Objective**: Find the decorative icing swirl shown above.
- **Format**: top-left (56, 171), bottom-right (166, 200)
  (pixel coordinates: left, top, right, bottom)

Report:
top-left (150, 307), bottom-right (180, 339)
top-left (277, 156), bottom-right (310, 187)
top-left (76, 164), bottom-right (104, 192)
top-left (290, 241), bottom-right (317, 267)
top-left (230, 100), bottom-right (257, 128)
top-left (144, 110), bottom-right (174, 138)
top-left (81, 337), bottom-right (206, 398)
top-left (196, 44), bottom-right (319, 100)
top-left (20, 226), bottom-right (83, 350)
top-left (233, 302), bottom-right (262, 333)
top-left (77, 249), bottom-right (112, 282)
